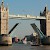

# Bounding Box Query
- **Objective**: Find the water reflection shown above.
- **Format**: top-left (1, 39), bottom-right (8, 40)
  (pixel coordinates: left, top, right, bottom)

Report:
top-left (0, 44), bottom-right (50, 50)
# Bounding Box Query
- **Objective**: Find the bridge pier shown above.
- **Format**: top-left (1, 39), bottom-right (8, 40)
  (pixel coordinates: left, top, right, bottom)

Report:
top-left (0, 35), bottom-right (12, 46)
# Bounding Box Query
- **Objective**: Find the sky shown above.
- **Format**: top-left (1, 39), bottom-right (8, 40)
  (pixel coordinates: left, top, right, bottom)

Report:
top-left (0, 0), bottom-right (50, 16)
top-left (0, 0), bottom-right (50, 39)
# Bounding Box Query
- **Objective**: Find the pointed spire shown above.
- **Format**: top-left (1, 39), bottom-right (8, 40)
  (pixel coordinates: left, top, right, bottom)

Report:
top-left (44, 4), bottom-right (48, 12)
top-left (1, 0), bottom-right (4, 6)
top-left (1, 0), bottom-right (4, 11)
top-left (46, 4), bottom-right (48, 10)
top-left (2, 0), bottom-right (4, 4)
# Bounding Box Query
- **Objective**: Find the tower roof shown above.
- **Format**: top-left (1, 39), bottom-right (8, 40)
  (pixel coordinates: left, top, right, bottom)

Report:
top-left (2, 0), bottom-right (4, 2)
top-left (1, 0), bottom-right (4, 6)
top-left (44, 5), bottom-right (49, 12)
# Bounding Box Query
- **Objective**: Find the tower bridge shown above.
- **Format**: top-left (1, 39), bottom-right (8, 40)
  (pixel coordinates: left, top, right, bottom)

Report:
top-left (0, 0), bottom-right (50, 45)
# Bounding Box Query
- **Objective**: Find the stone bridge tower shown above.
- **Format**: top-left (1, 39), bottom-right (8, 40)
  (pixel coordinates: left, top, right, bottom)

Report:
top-left (0, 0), bottom-right (9, 34)
top-left (0, 0), bottom-right (12, 45)
top-left (40, 6), bottom-right (50, 36)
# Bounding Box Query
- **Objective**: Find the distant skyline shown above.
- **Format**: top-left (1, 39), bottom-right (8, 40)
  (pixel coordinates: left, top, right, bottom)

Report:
top-left (0, 0), bottom-right (50, 39)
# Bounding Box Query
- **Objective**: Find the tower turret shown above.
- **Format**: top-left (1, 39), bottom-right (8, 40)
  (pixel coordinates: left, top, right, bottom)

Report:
top-left (40, 5), bottom-right (49, 16)
top-left (1, 0), bottom-right (4, 8)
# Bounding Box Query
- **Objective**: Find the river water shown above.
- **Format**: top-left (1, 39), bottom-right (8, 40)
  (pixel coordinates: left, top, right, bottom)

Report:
top-left (0, 44), bottom-right (50, 50)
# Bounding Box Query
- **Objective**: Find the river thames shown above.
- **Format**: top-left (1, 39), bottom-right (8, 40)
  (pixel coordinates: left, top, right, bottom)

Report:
top-left (0, 44), bottom-right (50, 50)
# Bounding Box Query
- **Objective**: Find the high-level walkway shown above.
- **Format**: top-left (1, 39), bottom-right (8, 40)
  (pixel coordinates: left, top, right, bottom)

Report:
top-left (9, 15), bottom-right (46, 20)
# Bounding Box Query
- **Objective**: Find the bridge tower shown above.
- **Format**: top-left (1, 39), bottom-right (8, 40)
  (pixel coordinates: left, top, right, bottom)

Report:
top-left (0, 0), bottom-right (8, 34)
top-left (40, 5), bottom-right (50, 36)
top-left (0, 0), bottom-right (12, 45)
